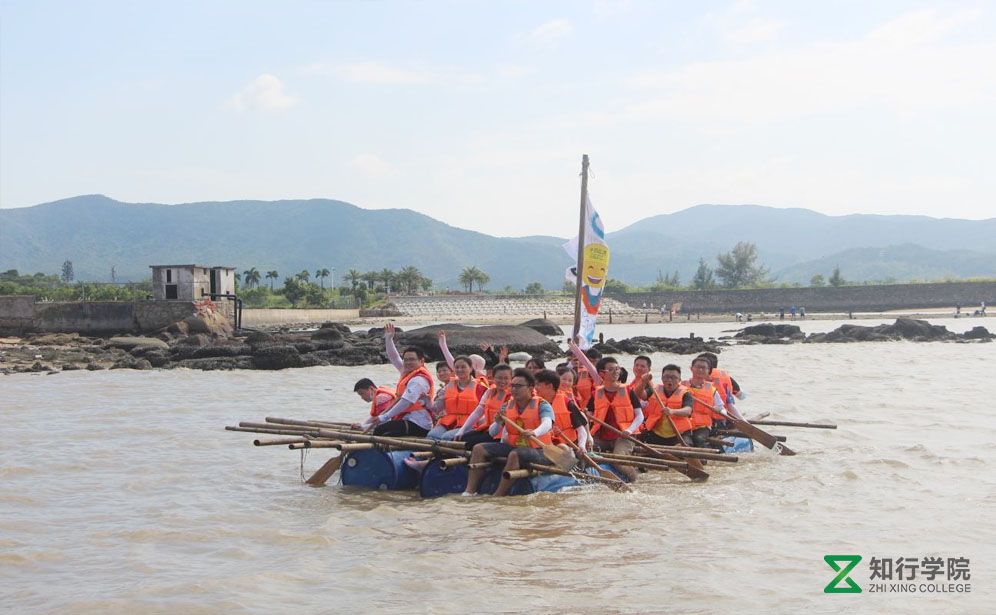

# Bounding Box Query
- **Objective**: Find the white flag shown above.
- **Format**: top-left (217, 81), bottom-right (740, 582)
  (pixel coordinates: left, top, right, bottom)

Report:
top-left (563, 194), bottom-right (610, 349)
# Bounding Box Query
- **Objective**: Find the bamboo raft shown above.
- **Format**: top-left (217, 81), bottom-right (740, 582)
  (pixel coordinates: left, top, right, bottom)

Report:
top-left (223, 414), bottom-right (840, 497)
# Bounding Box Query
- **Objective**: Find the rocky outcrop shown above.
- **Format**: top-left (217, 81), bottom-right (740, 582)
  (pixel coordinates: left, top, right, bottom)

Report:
top-left (394, 324), bottom-right (563, 361)
top-left (805, 318), bottom-right (970, 343)
top-left (519, 318), bottom-right (564, 336)
top-left (593, 336), bottom-right (723, 356)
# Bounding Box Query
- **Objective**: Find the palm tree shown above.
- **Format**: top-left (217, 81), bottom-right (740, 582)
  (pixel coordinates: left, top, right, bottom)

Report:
top-left (361, 271), bottom-right (378, 290)
top-left (345, 269), bottom-right (362, 290)
top-left (243, 268), bottom-right (261, 289)
top-left (266, 270), bottom-right (279, 290)
top-left (316, 268), bottom-right (330, 289)
top-left (474, 269), bottom-right (490, 292)
top-left (296, 270), bottom-right (310, 282)
top-left (379, 268), bottom-right (395, 294)
top-left (398, 266), bottom-right (422, 294)
top-left (459, 266), bottom-right (479, 293)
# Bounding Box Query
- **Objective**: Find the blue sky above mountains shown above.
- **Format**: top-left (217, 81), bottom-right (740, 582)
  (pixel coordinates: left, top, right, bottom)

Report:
top-left (2, 0), bottom-right (994, 237)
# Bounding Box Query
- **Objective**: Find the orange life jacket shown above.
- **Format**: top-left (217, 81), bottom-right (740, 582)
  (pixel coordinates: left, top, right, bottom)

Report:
top-left (644, 384), bottom-right (692, 435)
top-left (437, 379), bottom-right (482, 428)
top-left (368, 386), bottom-right (397, 417)
top-left (476, 386), bottom-right (509, 432)
top-left (393, 366), bottom-right (435, 420)
top-left (550, 391), bottom-right (578, 445)
top-left (502, 397), bottom-right (553, 448)
top-left (709, 368), bottom-right (734, 411)
top-left (576, 373), bottom-right (595, 410)
top-left (590, 386), bottom-right (636, 439)
top-left (683, 380), bottom-right (719, 429)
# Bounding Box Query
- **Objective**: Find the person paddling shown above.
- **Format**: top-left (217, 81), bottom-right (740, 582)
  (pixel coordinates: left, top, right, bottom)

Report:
top-left (373, 323), bottom-right (435, 437)
top-left (638, 364), bottom-right (694, 446)
top-left (534, 369), bottom-right (589, 450)
top-left (683, 356), bottom-right (725, 448)
top-left (462, 368), bottom-right (562, 496)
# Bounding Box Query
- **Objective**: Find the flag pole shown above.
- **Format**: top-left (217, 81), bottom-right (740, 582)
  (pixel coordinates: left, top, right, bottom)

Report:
top-left (572, 154), bottom-right (589, 342)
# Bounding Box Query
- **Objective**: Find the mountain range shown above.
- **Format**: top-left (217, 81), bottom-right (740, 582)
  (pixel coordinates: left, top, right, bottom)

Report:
top-left (1, 195), bottom-right (993, 289)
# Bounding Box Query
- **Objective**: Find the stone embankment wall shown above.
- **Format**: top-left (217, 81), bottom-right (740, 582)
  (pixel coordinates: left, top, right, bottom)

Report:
top-left (612, 281), bottom-right (996, 313)
top-left (0, 296), bottom-right (232, 335)
top-left (389, 295), bottom-right (641, 318)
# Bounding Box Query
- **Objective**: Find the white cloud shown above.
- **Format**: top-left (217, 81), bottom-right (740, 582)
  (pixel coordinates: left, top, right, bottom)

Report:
top-left (496, 64), bottom-right (536, 79)
top-left (350, 153), bottom-right (394, 179)
top-left (530, 18), bottom-right (573, 46)
top-left (615, 7), bottom-right (995, 126)
top-left (229, 74), bottom-right (299, 112)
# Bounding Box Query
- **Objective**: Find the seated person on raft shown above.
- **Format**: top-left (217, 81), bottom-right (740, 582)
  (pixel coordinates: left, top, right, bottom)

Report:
top-left (579, 355), bottom-right (644, 483)
top-left (424, 355), bottom-right (487, 440)
top-left (351, 378), bottom-right (396, 431)
top-left (462, 368), bottom-right (566, 496)
top-left (683, 356), bottom-right (726, 449)
top-left (637, 364), bottom-right (694, 446)
top-left (374, 323), bottom-right (435, 437)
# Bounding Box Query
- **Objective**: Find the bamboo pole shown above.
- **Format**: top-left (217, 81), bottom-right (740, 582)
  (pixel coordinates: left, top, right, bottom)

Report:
top-left (253, 437), bottom-right (311, 446)
top-left (590, 454), bottom-right (688, 472)
top-left (641, 445), bottom-right (739, 462)
top-left (504, 469), bottom-right (538, 480)
top-left (749, 420), bottom-right (837, 429)
top-left (571, 154), bottom-right (590, 342)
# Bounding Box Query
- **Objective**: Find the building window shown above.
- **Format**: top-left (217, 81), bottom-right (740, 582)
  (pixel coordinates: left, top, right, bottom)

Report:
top-left (166, 269), bottom-right (172, 283)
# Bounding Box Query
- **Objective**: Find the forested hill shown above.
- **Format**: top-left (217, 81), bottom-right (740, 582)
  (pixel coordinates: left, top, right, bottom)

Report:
top-left (1, 195), bottom-right (994, 287)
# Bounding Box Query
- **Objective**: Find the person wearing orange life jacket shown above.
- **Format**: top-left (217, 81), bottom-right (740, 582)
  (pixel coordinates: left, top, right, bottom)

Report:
top-left (571, 348), bottom-right (644, 483)
top-left (697, 352), bottom-right (746, 428)
top-left (373, 323), bottom-right (435, 437)
top-left (568, 342), bottom-right (602, 411)
top-left (637, 364), bottom-right (694, 446)
top-left (533, 369), bottom-right (589, 449)
top-left (351, 378), bottom-right (396, 431)
top-left (555, 364), bottom-right (578, 402)
top-left (683, 355), bottom-right (726, 449)
top-left (437, 329), bottom-right (492, 386)
top-left (462, 368), bottom-right (561, 497)
top-left (425, 355), bottom-right (487, 440)
top-left (628, 355), bottom-right (653, 409)
top-left (453, 363), bottom-right (513, 449)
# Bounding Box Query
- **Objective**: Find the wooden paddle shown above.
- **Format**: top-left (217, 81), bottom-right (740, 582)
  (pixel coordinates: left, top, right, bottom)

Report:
top-left (748, 419), bottom-right (837, 429)
top-left (585, 413), bottom-right (709, 482)
top-left (690, 397), bottom-right (796, 455)
top-left (647, 385), bottom-right (707, 472)
top-left (553, 427), bottom-right (631, 491)
top-left (305, 454), bottom-right (344, 486)
top-left (497, 416), bottom-right (576, 471)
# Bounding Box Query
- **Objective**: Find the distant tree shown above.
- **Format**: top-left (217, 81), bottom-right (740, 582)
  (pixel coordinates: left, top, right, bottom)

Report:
top-left (61, 260), bottom-right (74, 284)
top-left (281, 277), bottom-right (322, 306)
top-left (829, 266), bottom-right (846, 288)
top-left (715, 242), bottom-right (769, 288)
top-left (316, 268), bottom-right (330, 289)
top-left (810, 273), bottom-right (826, 287)
top-left (474, 269), bottom-right (490, 292)
top-left (296, 270), bottom-right (310, 282)
top-left (380, 268), bottom-right (396, 294)
top-left (397, 266), bottom-right (425, 295)
top-left (361, 271), bottom-right (378, 290)
top-left (345, 269), bottom-right (362, 290)
top-left (459, 267), bottom-right (479, 293)
top-left (420, 276), bottom-right (433, 292)
top-left (243, 268), bottom-right (261, 289)
top-left (691, 257), bottom-right (715, 290)
top-left (524, 282), bottom-right (544, 295)
top-left (265, 270), bottom-right (279, 290)
top-left (562, 280), bottom-right (576, 294)
top-left (604, 278), bottom-right (629, 294)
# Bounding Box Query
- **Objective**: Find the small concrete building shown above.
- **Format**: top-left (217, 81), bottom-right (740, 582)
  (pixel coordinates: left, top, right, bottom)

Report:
top-left (150, 265), bottom-right (236, 301)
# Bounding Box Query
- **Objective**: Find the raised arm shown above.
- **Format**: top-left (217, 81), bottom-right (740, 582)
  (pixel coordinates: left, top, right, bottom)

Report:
top-left (569, 339), bottom-right (602, 386)
top-left (384, 322), bottom-right (403, 371)
top-left (438, 330), bottom-right (455, 371)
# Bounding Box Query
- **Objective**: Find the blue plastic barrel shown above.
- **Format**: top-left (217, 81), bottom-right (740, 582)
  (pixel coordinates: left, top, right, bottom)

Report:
top-left (340, 448), bottom-right (420, 490)
top-left (723, 436), bottom-right (754, 453)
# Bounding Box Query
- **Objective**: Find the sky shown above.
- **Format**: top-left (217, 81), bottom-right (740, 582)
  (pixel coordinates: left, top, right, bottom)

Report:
top-left (2, 0), bottom-right (994, 237)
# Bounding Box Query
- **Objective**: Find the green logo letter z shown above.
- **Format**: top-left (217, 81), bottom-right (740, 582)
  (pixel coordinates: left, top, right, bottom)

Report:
top-left (824, 555), bottom-right (862, 593)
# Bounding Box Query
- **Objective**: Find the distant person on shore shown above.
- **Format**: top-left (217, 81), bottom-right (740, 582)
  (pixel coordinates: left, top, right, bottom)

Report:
top-left (373, 323), bottom-right (435, 437)
top-left (790, 305), bottom-right (797, 319)
top-left (956, 304), bottom-right (961, 316)
top-left (800, 307), bottom-right (806, 318)
top-left (982, 301), bottom-right (987, 315)
top-left (779, 308), bottom-right (785, 320)
top-left (351, 378), bottom-right (396, 431)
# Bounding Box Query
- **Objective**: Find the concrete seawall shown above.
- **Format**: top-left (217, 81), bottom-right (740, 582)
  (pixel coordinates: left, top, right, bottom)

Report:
top-left (612, 281), bottom-right (996, 313)
top-left (0, 296), bottom-right (233, 335)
